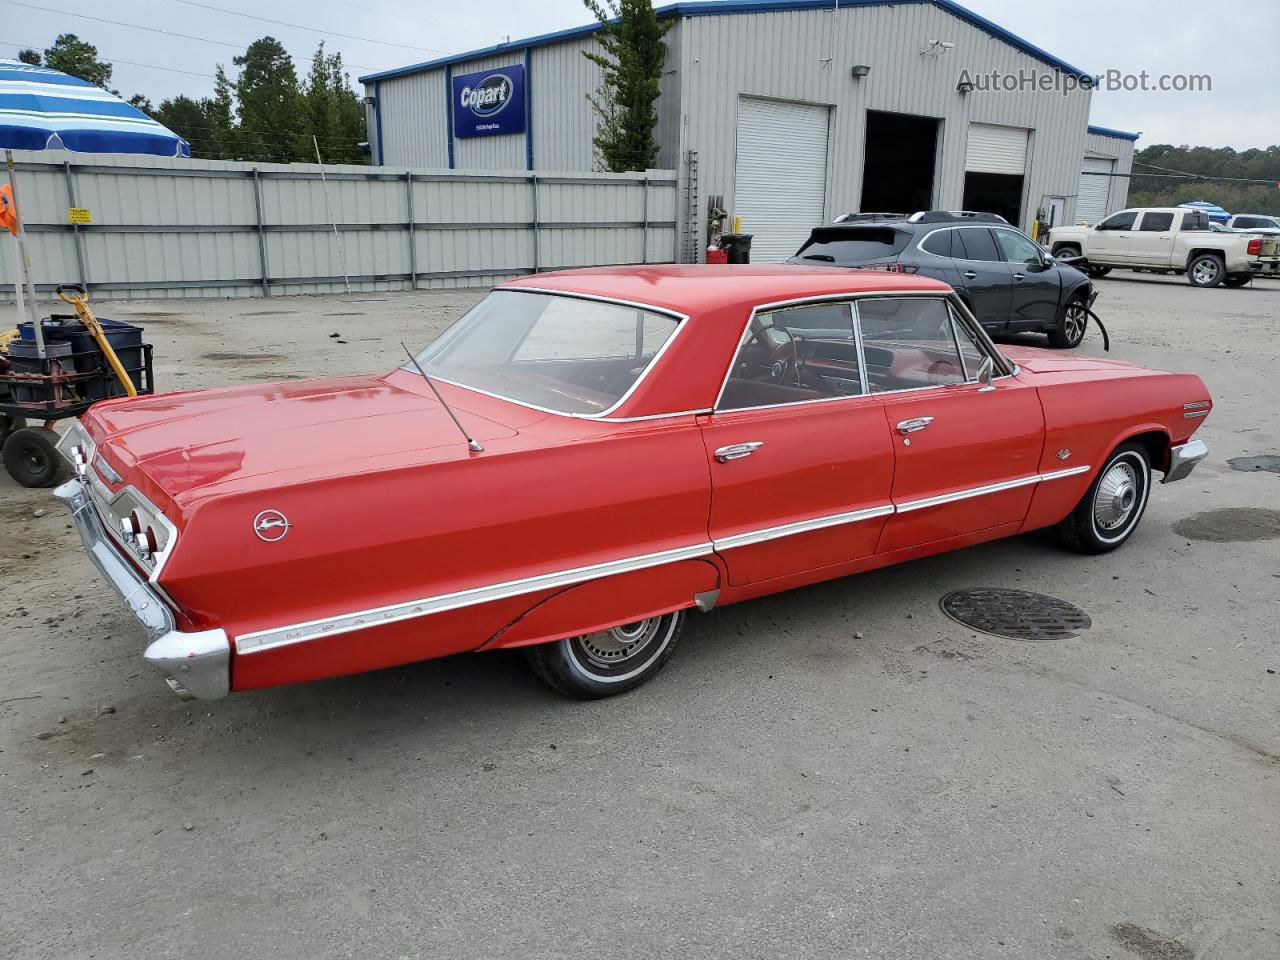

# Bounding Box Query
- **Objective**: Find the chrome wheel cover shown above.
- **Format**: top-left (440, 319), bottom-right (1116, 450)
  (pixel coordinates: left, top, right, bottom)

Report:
top-left (575, 619), bottom-right (663, 669)
top-left (1094, 460), bottom-right (1139, 531)
top-left (1192, 259), bottom-right (1220, 284)
top-left (1063, 303), bottom-right (1087, 342)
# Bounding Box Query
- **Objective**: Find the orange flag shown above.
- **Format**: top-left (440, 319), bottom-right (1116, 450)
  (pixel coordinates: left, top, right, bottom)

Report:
top-left (0, 184), bottom-right (18, 236)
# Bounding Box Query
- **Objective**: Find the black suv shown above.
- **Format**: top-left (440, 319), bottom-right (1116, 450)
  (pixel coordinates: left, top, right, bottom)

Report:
top-left (788, 212), bottom-right (1095, 349)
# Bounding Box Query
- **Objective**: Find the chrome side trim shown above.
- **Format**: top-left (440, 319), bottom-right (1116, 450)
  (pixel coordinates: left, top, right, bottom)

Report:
top-left (235, 540), bottom-right (715, 654)
top-left (1183, 401), bottom-right (1210, 410)
top-left (1183, 410), bottom-right (1209, 419)
top-left (713, 505), bottom-right (895, 551)
top-left (895, 464), bottom-right (1090, 514)
top-left (232, 465), bottom-right (1094, 657)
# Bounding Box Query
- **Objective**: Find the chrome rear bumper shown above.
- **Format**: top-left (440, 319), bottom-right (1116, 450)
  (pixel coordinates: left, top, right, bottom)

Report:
top-left (1162, 439), bottom-right (1208, 484)
top-left (54, 479), bottom-right (230, 700)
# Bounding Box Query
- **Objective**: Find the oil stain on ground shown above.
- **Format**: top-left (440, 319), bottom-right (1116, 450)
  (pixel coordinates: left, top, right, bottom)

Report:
top-left (200, 352), bottom-right (285, 363)
top-left (1108, 923), bottom-right (1194, 960)
top-left (1173, 507), bottom-right (1280, 542)
top-left (1229, 454), bottom-right (1280, 474)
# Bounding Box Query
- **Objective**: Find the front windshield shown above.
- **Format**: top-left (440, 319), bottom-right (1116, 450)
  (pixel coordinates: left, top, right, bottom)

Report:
top-left (412, 290), bottom-right (680, 416)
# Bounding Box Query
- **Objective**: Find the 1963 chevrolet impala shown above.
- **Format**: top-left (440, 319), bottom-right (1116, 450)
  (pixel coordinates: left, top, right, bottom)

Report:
top-left (54, 266), bottom-right (1210, 701)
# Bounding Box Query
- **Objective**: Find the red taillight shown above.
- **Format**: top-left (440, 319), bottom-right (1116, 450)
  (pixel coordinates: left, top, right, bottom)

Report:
top-left (139, 526), bottom-right (159, 557)
top-left (1247, 237), bottom-right (1262, 256)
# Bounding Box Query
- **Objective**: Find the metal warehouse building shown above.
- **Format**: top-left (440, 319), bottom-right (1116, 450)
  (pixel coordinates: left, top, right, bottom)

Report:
top-left (361, 0), bottom-right (1137, 262)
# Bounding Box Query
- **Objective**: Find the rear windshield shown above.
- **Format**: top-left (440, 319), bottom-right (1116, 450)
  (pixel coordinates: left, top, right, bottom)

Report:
top-left (413, 291), bottom-right (678, 416)
top-left (792, 227), bottom-right (909, 264)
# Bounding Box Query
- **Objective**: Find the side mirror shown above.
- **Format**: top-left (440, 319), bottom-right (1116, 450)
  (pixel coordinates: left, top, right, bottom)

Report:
top-left (977, 355), bottom-right (995, 392)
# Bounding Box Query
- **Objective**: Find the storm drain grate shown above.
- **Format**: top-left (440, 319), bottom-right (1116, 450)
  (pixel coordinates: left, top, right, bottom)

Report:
top-left (939, 588), bottom-right (1091, 642)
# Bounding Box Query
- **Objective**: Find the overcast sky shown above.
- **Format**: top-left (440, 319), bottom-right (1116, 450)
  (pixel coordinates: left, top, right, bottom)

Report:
top-left (4, 0), bottom-right (1277, 149)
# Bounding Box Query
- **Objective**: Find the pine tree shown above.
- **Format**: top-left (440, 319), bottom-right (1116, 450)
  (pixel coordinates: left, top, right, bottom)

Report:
top-left (233, 37), bottom-right (304, 163)
top-left (582, 0), bottom-right (671, 172)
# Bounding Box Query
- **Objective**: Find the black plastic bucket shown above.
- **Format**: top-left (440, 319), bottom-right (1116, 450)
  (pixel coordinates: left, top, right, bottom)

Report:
top-left (5, 339), bottom-right (76, 405)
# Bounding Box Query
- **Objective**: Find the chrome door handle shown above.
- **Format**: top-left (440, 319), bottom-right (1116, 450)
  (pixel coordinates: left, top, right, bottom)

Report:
top-left (1012, 273), bottom-right (1025, 281)
top-left (963, 271), bottom-right (978, 279)
top-left (895, 416), bottom-right (934, 435)
top-left (714, 441), bottom-right (763, 463)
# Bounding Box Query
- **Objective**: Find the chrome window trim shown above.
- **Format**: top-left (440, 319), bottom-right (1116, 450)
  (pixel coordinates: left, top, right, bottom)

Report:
top-left (235, 465), bottom-right (1094, 656)
top-left (403, 287), bottom-right (691, 421)
top-left (712, 290), bottom-right (983, 413)
top-left (235, 540), bottom-right (716, 655)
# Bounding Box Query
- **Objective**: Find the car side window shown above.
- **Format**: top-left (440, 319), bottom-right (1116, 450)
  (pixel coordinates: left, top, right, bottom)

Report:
top-left (856, 298), bottom-right (968, 393)
top-left (953, 228), bottom-right (1002, 262)
top-left (919, 229), bottom-right (954, 258)
top-left (717, 301), bottom-right (863, 411)
top-left (994, 229), bottom-right (1043, 265)
top-left (1138, 212), bottom-right (1174, 232)
top-left (1097, 211), bottom-right (1137, 231)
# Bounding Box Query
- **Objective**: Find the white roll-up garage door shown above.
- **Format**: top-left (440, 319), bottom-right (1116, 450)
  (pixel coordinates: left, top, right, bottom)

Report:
top-left (1076, 157), bottom-right (1114, 225)
top-left (733, 97), bottom-right (830, 262)
top-left (965, 123), bottom-right (1029, 175)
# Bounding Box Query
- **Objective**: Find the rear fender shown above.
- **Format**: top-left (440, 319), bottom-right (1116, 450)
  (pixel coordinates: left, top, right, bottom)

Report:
top-left (480, 558), bottom-right (722, 652)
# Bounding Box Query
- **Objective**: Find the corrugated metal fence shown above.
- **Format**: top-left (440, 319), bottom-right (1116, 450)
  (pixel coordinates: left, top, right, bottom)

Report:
top-left (1, 152), bottom-right (679, 301)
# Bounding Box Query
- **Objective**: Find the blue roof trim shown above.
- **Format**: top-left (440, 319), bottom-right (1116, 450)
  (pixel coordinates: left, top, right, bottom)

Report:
top-left (1087, 124), bottom-right (1140, 142)
top-left (359, 0), bottom-right (1089, 84)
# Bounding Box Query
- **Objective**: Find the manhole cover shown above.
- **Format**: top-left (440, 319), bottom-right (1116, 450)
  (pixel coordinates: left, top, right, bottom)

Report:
top-left (940, 588), bottom-right (1091, 642)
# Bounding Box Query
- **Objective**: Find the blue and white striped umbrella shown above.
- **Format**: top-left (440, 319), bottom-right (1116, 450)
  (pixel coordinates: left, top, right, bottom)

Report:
top-left (0, 59), bottom-right (190, 157)
top-left (1178, 200), bottom-right (1231, 223)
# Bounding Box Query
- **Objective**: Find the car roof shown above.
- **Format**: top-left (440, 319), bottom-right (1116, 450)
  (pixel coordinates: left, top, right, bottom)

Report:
top-left (502, 264), bottom-right (951, 316)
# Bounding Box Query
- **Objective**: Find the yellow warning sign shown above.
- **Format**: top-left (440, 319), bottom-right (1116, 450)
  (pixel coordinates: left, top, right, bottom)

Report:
top-left (68, 207), bottom-right (92, 225)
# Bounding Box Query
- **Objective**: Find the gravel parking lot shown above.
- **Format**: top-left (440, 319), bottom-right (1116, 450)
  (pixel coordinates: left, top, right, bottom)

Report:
top-left (2, 272), bottom-right (1278, 960)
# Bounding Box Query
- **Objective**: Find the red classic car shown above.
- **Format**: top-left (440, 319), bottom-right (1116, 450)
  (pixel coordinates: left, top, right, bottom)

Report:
top-left (55, 266), bottom-right (1210, 701)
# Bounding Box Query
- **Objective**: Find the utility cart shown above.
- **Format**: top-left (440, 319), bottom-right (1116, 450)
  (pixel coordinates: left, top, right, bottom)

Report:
top-left (0, 286), bottom-right (154, 487)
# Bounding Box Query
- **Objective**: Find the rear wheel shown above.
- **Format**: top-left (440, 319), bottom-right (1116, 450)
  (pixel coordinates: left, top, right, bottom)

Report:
top-left (2, 426), bottom-right (66, 488)
top-left (1187, 254), bottom-right (1225, 287)
top-left (1056, 443), bottom-right (1152, 554)
top-left (1222, 274), bottom-right (1252, 288)
top-left (524, 612), bottom-right (685, 699)
top-left (1086, 265), bottom-right (1112, 278)
top-left (1047, 297), bottom-right (1088, 348)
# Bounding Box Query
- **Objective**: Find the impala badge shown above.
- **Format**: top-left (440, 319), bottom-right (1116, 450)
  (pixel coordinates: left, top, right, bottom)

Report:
top-left (1056, 448), bottom-right (1071, 460)
top-left (253, 509), bottom-right (291, 542)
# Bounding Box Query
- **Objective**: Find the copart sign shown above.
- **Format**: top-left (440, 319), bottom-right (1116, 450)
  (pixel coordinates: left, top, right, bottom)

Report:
top-left (452, 65), bottom-right (525, 139)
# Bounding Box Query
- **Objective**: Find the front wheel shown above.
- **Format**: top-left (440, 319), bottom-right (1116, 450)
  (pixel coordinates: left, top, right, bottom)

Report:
top-left (524, 611), bottom-right (685, 699)
top-left (1047, 298), bottom-right (1088, 348)
top-left (1187, 254), bottom-right (1225, 287)
top-left (1056, 443), bottom-right (1152, 554)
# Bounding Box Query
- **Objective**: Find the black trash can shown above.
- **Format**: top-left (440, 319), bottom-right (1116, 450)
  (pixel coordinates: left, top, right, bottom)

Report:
top-left (5, 339), bottom-right (76, 405)
top-left (721, 233), bottom-right (753, 264)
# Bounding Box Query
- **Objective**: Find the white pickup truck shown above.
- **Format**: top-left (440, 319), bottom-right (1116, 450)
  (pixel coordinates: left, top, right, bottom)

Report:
top-left (1048, 207), bottom-right (1280, 287)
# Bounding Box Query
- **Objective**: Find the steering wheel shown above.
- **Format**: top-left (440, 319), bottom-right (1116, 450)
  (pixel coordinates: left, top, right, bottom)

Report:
top-left (736, 323), bottom-right (800, 384)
